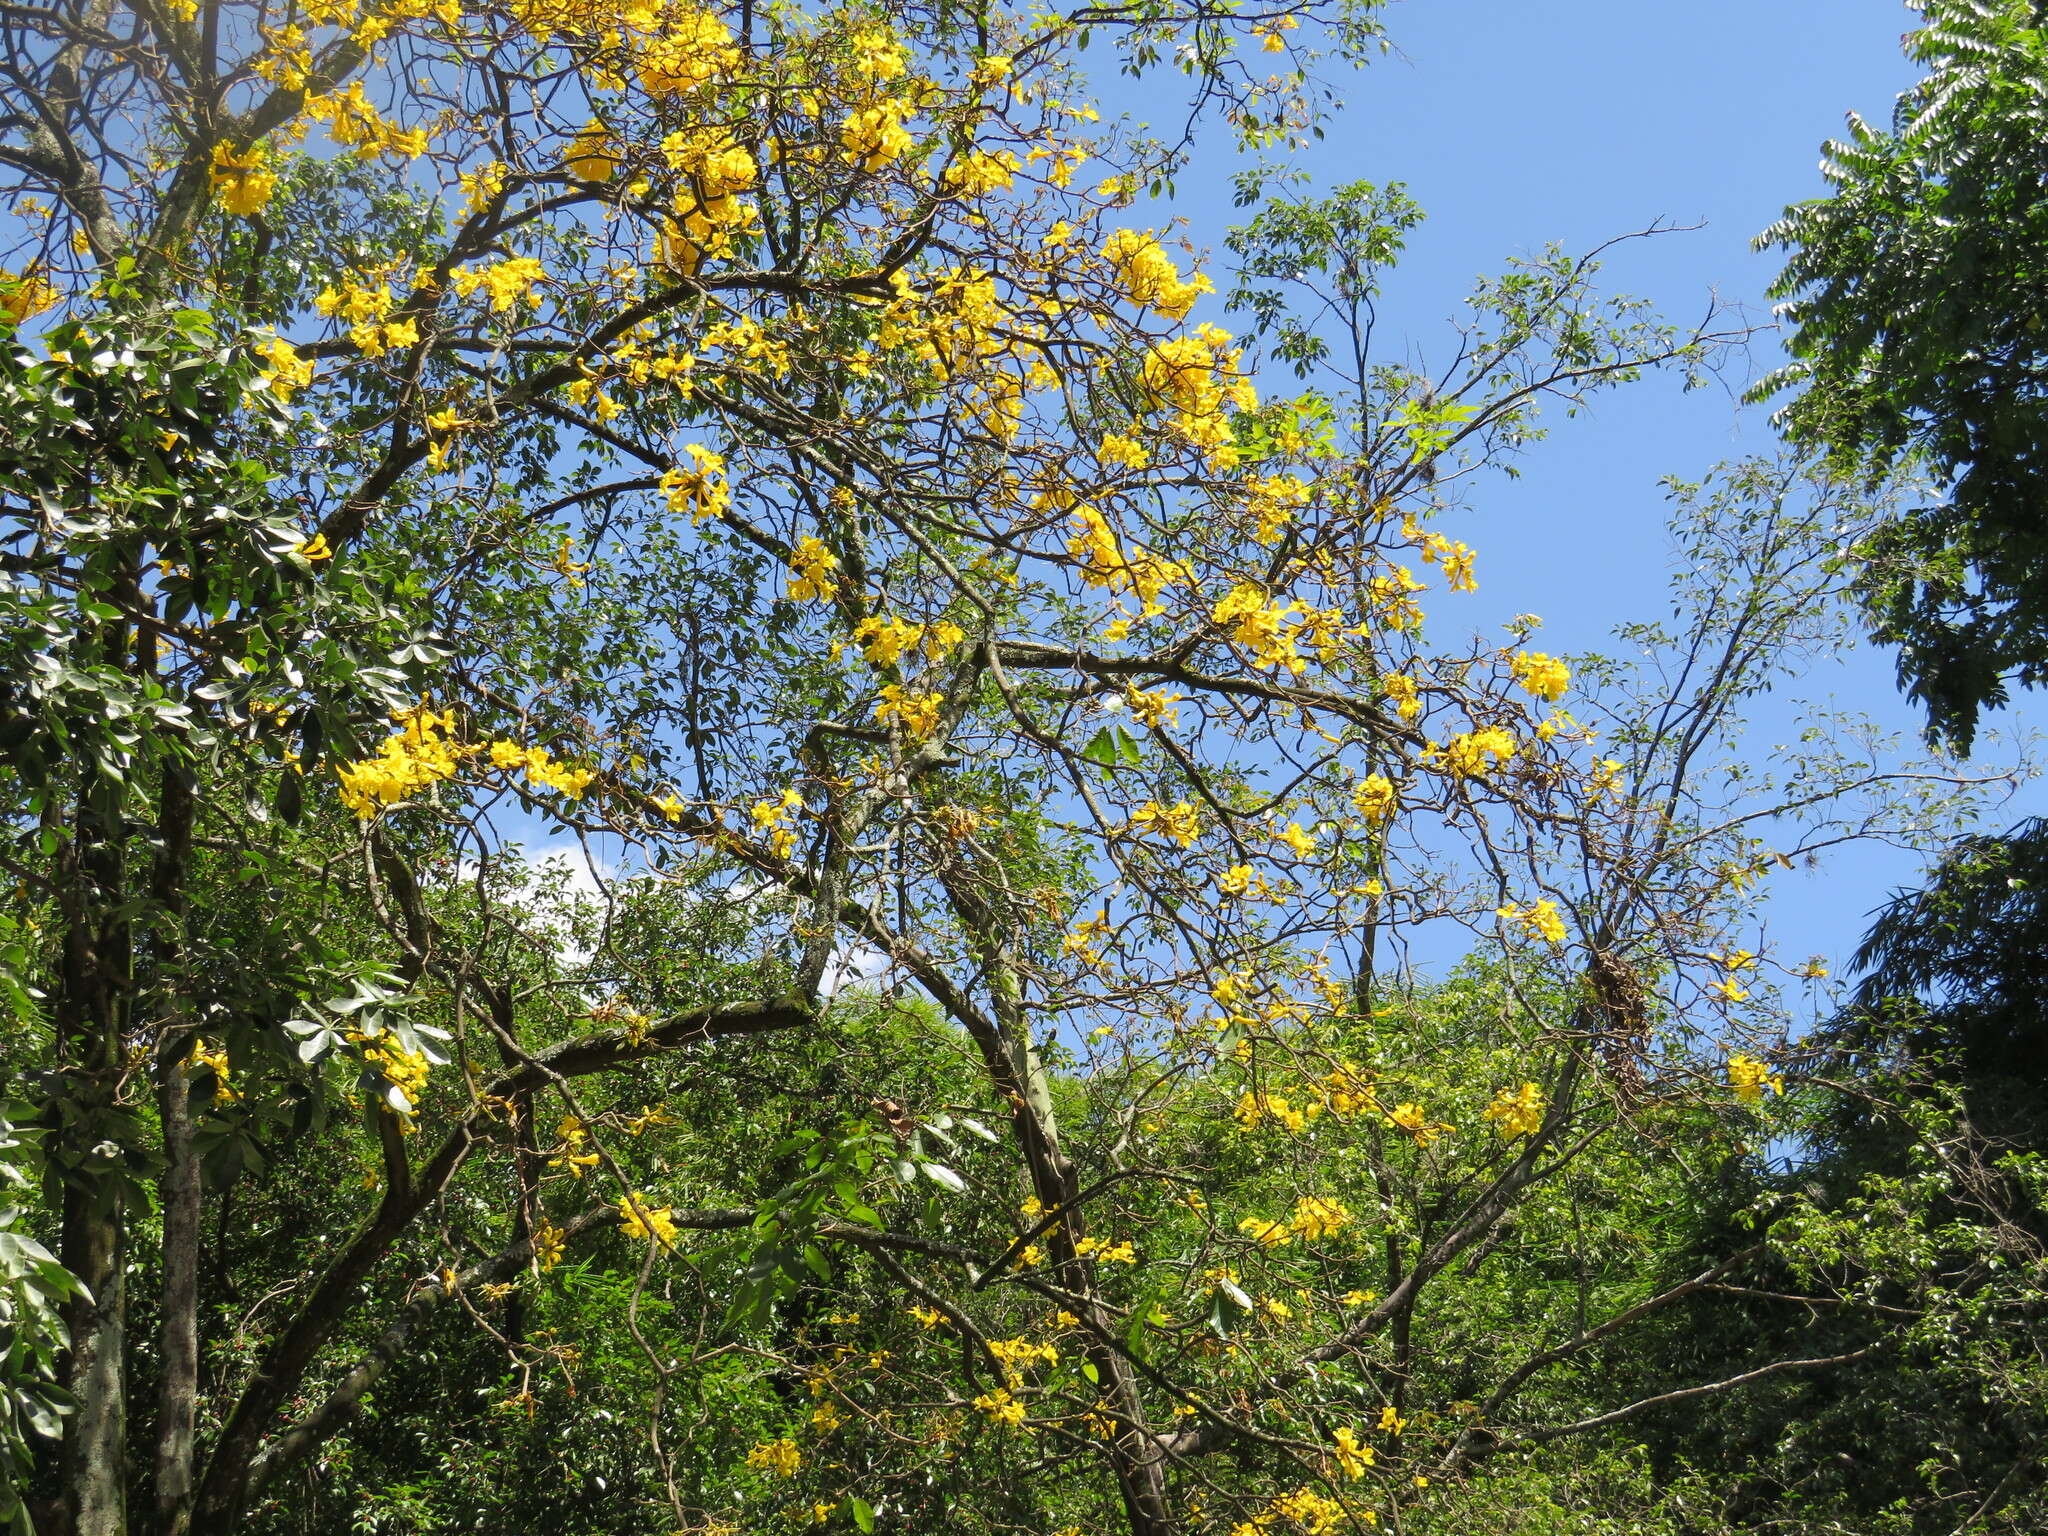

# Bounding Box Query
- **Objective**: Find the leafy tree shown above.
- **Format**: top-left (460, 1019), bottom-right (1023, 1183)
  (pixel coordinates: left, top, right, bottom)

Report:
top-left (1756, 0), bottom-right (2048, 749)
top-left (0, 2), bottom-right (1999, 1535)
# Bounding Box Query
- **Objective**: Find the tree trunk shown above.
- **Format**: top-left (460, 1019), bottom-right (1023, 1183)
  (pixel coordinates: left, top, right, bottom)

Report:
top-left (57, 1187), bottom-right (126, 1536)
top-left (152, 760), bottom-right (201, 1536)
top-left (153, 1053), bottom-right (202, 1536)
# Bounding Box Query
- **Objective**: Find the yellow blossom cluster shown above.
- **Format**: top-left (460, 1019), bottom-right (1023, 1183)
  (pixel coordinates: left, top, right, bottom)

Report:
top-left (1364, 565), bottom-right (1427, 632)
top-left (253, 336), bottom-right (315, 401)
top-left (971, 1387), bottom-right (1026, 1427)
top-left (1212, 584), bottom-right (1313, 674)
top-left (1483, 1081), bottom-right (1547, 1138)
top-left (745, 1437), bottom-right (802, 1478)
top-left (1102, 228), bottom-right (1214, 320)
top-left (563, 119), bottom-right (618, 180)
top-left (1381, 673), bottom-right (1421, 722)
top-left (305, 81), bottom-right (430, 160)
top-left (336, 706), bottom-right (464, 817)
top-left (1063, 907), bottom-right (1113, 967)
top-left (841, 97), bottom-right (916, 170)
top-left (987, 1335), bottom-right (1058, 1386)
top-left (659, 126), bottom-right (760, 272)
top-left (1331, 1426), bottom-right (1375, 1479)
top-left (852, 614), bottom-right (925, 665)
top-left (0, 266), bottom-right (58, 324)
top-left (1510, 649), bottom-right (1571, 702)
top-left (1123, 686), bottom-right (1182, 729)
top-left (1234, 1194), bottom-right (1353, 1251)
top-left (1386, 1101), bottom-right (1452, 1145)
top-left (1728, 1053), bottom-right (1784, 1105)
top-left (451, 256), bottom-right (546, 314)
top-left (943, 147), bottom-right (1019, 197)
top-left (314, 274), bottom-right (417, 358)
top-left (1496, 898), bottom-right (1567, 945)
top-left (1242, 472), bottom-right (1312, 545)
top-left (750, 786), bottom-right (805, 858)
top-left (1141, 322), bottom-right (1257, 464)
top-left (1131, 799), bottom-right (1201, 848)
top-left (875, 684), bottom-right (942, 738)
top-left (1288, 1195), bottom-right (1352, 1242)
top-left (1235, 1090), bottom-right (1318, 1134)
top-left (1066, 504), bottom-right (1190, 614)
top-left (1237, 1485), bottom-right (1350, 1535)
top-left (190, 1041), bottom-right (238, 1102)
top-left (1437, 726), bottom-right (1516, 778)
top-left (351, 1029), bottom-right (431, 1121)
top-left (532, 1220), bottom-right (565, 1270)
top-left (1319, 1064), bottom-right (1381, 1119)
top-left (1351, 773), bottom-right (1397, 826)
top-left (1218, 864), bottom-right (1279, 902)
top-left (659, 444), bottom-right (731, 525)
top-left (210, 141), bottom-right (278, 216)
top-left (631, 5), bottom-right (741, 95)
top-left (1416, 528), bottom-right (1479, 592)
top-left (787, 536), bottom-right (840, 602)
top-left (617, 1192), bottom-right (679, 1248)
top-left (1274, 820), bottom-right (1318, 859)
top-left (487, 739), bottom-right (596, 799)
top-left (1073, 1235), bottom-right (1136, 1264)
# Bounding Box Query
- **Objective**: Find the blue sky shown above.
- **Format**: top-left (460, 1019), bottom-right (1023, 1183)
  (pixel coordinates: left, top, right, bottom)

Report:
top-left (1122, 0), bottom-right (2043, 988)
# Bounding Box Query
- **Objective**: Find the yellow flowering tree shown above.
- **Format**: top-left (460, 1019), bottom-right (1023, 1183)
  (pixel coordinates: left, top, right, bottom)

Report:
top-left (0, 1), bottom-right (2005, 1534)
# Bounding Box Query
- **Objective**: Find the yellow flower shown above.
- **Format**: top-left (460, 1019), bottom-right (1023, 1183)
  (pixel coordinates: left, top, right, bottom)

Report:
top-left (876, 684), bottom-right (942, 738)
top-left (1102, 228), bottom-right (1214, 320)
top-left (745, 1436), bottom-right (802, 1478)
top-left (451, 255), bottom-right (546, 313)
top-left (1439, 726), bottom-right (1516, 778)
top-left (254, 336), bottom-right (315, 401)
top-left (1289, 1196), bottom-right (1351, 1242)
top-left (1131, 799), bottom-right (1201, 848)
top-left (1332, 1425), bottom-right (1375, 1479)
top-left (295, 533), bottom-right (333, 562)
top-left (1378, 1405), bottom-right (1408, 1435)
top-left (1275, 820), bottom-right (1318, 859)
top-left (1482, 1081), bottom-right (1546, 1138)
top-left (210, 140), bottom-right (277, 216)
top-left (1496, 898), bottom-right (1566, 946)
top-left (616, 1193), bottom-right (679, 1249)
top-left (1381, 673), bottom-right (1421, 722)
top-left (659, 444), bottom-right (730, 525)
top-left (1125, 686), bottom-right (1182, 729)
top-left (852, 614), bottom-right (924, 666)
top-left (563, 119), bottom-right (618, 181)
top-left (1727, 1053), bottom-right (1784, 1105)
top-left (971, 1387), bottom-right (1026, 1427)
top-left (0, 266), bottom-right (58, 324)
top-left (787, 536), bottom-right (840, 602)
top-left (335, 705), bottom-right (465, 819)
top-left (532, 1220), bottom-right (565, 1270)
top-left (840, 98), bottom-right (915, 171)
top-left (1510, 649), bottom-right (1570, 702)
top-left (1237, 1216), bottom-right (1295, 1249)
top-left (1351, 773), bottom-right (1396, 825)
top-left (1387, 1102), bottom-right (1451, 1146)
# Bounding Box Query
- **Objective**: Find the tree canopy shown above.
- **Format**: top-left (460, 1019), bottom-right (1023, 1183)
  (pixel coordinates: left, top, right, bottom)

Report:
top-left (0, 2), bottom-right (2044, 1536)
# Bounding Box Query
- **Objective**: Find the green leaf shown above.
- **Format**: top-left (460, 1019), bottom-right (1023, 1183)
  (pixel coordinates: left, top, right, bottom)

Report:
top-left (849, 1497), bottom-right (876, 1533)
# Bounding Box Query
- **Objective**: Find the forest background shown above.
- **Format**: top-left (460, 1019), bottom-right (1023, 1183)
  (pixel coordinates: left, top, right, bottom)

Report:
top-left (4, 1), bottom-right (2048, 1535)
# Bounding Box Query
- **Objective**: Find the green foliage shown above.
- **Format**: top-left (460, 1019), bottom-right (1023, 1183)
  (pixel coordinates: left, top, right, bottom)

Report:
top-left (1756, 0), bottom-right (2048, 747)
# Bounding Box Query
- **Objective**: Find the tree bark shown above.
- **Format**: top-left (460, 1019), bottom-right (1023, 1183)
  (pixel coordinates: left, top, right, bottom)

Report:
top-left (152, 761), bottom-right (201, 1536)
top-left (153, 1053), bottom-right (202, 1536)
